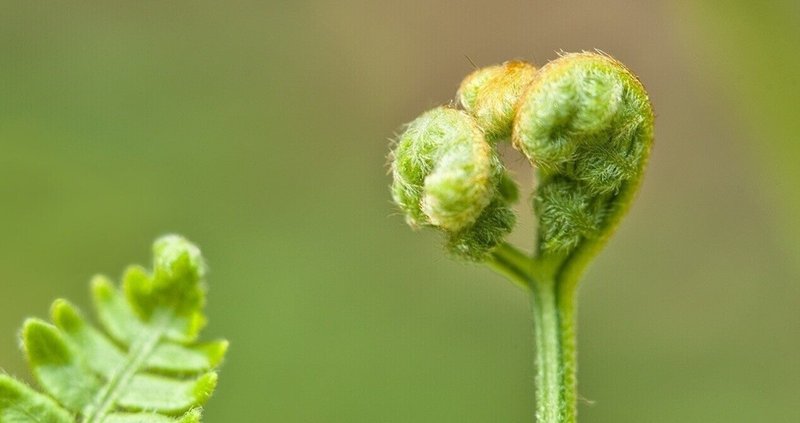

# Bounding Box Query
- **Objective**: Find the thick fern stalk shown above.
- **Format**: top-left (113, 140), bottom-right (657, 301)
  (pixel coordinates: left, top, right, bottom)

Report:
top-left (0, 235), bottom-right (227, 423)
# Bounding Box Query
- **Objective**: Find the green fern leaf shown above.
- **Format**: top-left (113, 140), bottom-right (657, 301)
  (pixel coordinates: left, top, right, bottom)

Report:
top-left (0, 235), bottom-right (227, 423)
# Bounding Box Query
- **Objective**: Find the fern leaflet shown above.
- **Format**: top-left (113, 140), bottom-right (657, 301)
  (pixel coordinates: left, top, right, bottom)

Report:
top-left (0, 235), bottom-right (227, 422)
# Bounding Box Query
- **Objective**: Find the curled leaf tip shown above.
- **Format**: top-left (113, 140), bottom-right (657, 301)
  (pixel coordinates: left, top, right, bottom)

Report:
top-left (458, 60), bottom-right (537, 141)
top-left (390, 107), bottom-right (515, 260)
top-left (390, 51), bottom-right (653, 261)
top-left (514, 52), bottom-right (654, 255)
top-left (154, 234), bottom-right (206, 279)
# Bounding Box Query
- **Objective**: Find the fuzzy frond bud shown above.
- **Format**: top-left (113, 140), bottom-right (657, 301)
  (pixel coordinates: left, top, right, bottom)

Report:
top-left (513, 52), bottom-right (654, 255)
top-left (458, 60), bottom-right (537, 141)
top-left (390, 107), bottom-right (516, 259)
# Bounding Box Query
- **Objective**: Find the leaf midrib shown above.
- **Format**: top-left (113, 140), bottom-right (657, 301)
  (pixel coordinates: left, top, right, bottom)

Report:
top-left (81, 319), bottom-right (166, 423)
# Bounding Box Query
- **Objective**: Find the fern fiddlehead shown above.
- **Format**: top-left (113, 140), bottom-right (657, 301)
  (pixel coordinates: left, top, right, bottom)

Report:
top-left (390, 106), bottom-right (517, 260)
top-left (389, 51), bottom-right (653, 423)
top-left (0, 235), bottom-right (227, 423)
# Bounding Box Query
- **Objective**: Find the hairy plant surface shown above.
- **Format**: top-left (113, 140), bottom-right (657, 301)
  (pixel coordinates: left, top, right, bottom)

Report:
top-left (389, 51), bottom-right (653, 423)
top-left (0, 235), bottom-right (227, 423)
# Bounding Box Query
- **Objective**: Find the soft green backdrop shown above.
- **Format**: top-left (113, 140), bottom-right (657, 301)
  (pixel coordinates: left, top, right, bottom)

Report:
top-left (1, 1), bottom-right (797, 422)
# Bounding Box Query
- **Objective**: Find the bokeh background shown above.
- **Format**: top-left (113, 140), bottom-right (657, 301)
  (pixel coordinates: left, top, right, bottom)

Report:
top-left (1, 1), bottom-right (798, 422)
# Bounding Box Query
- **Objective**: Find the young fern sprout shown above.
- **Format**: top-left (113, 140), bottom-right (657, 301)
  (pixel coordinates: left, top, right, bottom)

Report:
top-left (389, 51), bottom-right (653, 423)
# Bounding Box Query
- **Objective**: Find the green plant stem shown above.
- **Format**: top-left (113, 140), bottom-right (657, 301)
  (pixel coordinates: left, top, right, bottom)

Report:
top-left (487, 242), bottom-right (533, 290)
top-left (530, 276), bottom-right (577, 423)
top-left (531, 278), bottom-right (561, 422)
top-left (488, 249), bottom-right (578, 423)
top-left (556, 278), bottom-right (578, 423)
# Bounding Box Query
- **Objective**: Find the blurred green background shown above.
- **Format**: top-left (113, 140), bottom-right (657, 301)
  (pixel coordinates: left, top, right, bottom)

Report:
top-left (1, 1), bottom-right (798, 422)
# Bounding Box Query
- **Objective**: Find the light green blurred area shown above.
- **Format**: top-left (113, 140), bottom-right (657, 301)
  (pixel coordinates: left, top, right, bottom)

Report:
top-left (1, 1), bottom-right (797, 422)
